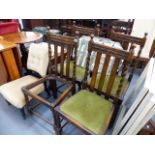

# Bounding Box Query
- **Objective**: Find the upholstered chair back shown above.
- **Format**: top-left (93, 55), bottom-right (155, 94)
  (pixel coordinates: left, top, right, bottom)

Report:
top-left (27, 42), bottom-right (49, 77)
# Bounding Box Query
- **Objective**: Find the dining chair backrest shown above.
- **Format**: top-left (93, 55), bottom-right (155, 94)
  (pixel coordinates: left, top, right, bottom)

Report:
top-left (149, 39), bottom-right (155, 58)
top-left (46, 32), bottom-right (79, 81)
top-left (82, 35), bottom-right (134, 101)
top-left (109, 30), bottom-right (147, 56)
top-left (71, 21), bottom-right (101, 37)
top-left (27, 42), bottom-right (49, 77)
top-left (109, 20), bottom-right (134, 35)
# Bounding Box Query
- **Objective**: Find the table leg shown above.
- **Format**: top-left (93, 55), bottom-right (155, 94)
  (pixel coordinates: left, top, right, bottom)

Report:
top-left (12, 47), bottom-right (22, 75)
top-left (20, 43), bottom-right (29, 74)
top-left (0, 54), bottom-right (8, 85)
top-left (2, 49), bottom-right (20, 80)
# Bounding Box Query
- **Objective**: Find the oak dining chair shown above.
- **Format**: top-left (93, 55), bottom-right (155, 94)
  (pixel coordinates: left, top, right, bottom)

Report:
top-left (109, 30), bottom-right (148, 80)
top-left (71, 21), bottom-right (101, 37)
top-left (53, 35), bottom-right (134, 135)
top-left (60, 22), bottom-right (102, 90)
top-left (109, 20), bottom-right (134, 35)
top-left (22, 33), bottom-right (78, 133)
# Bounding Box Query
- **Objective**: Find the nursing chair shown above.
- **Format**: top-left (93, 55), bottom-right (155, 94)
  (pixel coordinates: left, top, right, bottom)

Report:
top-left (0, 42), bottom-right (49, 119)
top-left (21, 34), bottom-right (78, 133)
top-left (53, 35), bottom-right (134, 135)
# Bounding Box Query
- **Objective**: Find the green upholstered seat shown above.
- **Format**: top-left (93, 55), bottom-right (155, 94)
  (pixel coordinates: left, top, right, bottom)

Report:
top-left (60, 90), bottom-right (113, 134)
top-left (92, 74), bottom-right (129, 96)
top-left (58, 61), bottom-right (85, 81)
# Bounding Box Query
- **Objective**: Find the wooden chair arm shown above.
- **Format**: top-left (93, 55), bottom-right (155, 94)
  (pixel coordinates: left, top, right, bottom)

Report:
top-left (22, 87), bottom-right (52, 108)
top-left (22, 81), bottom-right (74, 109)
top-left (53, 84), bottom-right (74, 107)
top-left (22, 75), bottom-right (52, 90)
top-left (22, 74), bottom-right (69, 91)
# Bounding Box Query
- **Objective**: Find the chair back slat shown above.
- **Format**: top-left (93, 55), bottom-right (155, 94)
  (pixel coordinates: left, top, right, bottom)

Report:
top-left (71, 21), bottom-right (101, 37)
top-left (109, 20), bottom-right (134, 35)
top-left (97, 55), bottom-right (110, 93)
top-left (54, 44), bottom-right (58, 73)
top-left (90, 52), bottom-right (101, 91)
top-left (60, 44), bottom-right (65, 77)
top-left (82, 35), bottom-right (134, 101)
top-left (66, 46), bottom-right (71, 78)
top-left (46, 31), bottom-right (78, 82)
top-left (106, 58), bottom-right (121, 96)
top-left (116, 60), bottom-right (128, 97)
top-left (109, 30), bottom-right (147, 55)
top-left (149, 39), bottom-right (155, 58)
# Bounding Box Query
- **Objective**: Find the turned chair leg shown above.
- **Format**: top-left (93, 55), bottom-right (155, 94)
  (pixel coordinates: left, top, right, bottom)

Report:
top-left (20, 108), bottom-right (26, 120)
top-left (53, 111), bottom-right (62, 135)
top-left (44, 81), bottom-right (50, 96)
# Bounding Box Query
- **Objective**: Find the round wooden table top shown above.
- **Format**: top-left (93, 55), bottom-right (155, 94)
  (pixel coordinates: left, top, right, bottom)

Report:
top-left (1, 31), bottom-right (43, 44)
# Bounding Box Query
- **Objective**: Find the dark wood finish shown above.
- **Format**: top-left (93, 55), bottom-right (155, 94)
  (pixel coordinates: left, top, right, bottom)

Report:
top-left (61, 21), bottom-right (101, 36)
top-left (60, 44), bottom-right (65, 77)
top-left (30, 19), bottom-right (45, 28)
top-left (106, 58), bottom-right (120, 96)
top-left (85, 35), bottom-right (133, 99)
top-left (109, 30), bottom-right (148, 78)
top-left (109, 30), bottom-right (147, 52)
top-left (149, 39), bottom-right (155, 58)
top-left (109, 20), bottom-right (134, 35)
top-left (97, 55), bottom-right (110, 93)
top-left (61, 22), bottom-right (102, 90)
top-left (53, 35), bottom-right (134, 135)
top-left (71, 23), bottom-right (101, 36)
top-left (66, 46), bottom-right (71, 79)
top-left (22, 33), bottom-right (78, 133)
top-left (138, 120), bottom-right (155, 135)
top-left (90, 52), bottom-right (101, 91)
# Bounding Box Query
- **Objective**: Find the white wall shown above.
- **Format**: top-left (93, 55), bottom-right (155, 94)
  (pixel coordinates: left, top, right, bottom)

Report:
top-left (131, 20), bottom-right (155, 58)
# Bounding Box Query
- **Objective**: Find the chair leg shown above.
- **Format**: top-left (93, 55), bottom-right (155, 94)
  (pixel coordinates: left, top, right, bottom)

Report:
top-left (109, 104), bottom-right (120, 128)
top-left (53, 111), bottom-right (62, 135)
top-left (44, 81), bottom-right (50, 96)
top-left (77, 81), bottom-right (81, 91)
top-left (50, 79), bottom-right (57, 99)
top-left (20, 108), bottom-right (26, 120)
top-left (7, 101), bottom-right (11, 106)
top-left (72, 84), bottom-right (76, 95)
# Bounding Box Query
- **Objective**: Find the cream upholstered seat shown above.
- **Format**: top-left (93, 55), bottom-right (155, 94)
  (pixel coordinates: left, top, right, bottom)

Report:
top-left (0, 42), bottom-right (49, 115)
top-left (0, 76), bottom-right (44, 108)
